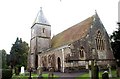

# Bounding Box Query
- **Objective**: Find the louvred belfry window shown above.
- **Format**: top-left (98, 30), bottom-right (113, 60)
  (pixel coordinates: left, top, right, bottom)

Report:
top-left (95, 30), bottom-right (105, 51)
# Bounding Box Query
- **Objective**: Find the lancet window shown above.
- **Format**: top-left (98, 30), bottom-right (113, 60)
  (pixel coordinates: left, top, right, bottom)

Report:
top-left (79, 47), bottom-right (85, 58)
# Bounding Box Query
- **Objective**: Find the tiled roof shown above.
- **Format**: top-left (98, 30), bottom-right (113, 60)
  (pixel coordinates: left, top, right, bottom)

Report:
top-left (51, 15), bottom-right (94, 48)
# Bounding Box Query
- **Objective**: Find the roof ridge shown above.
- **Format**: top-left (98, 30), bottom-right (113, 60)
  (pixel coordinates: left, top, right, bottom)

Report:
top-left (52, 15), bottom-right (94, 39)
top-left (51, 15), bottom-right (94, 48)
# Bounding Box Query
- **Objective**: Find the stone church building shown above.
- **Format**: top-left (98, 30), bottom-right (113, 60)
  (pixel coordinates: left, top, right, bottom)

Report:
top-left (28, 8), bottom-right (115, 72)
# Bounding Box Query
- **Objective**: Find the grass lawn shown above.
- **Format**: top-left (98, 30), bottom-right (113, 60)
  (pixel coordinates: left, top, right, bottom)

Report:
top-left (12, 73), bottom-right (59, 79)
top-left (76, 70), bottom-right (120, 79)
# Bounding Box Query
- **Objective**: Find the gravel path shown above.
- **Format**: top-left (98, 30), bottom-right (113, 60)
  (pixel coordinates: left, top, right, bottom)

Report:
top-left (43, 71), bottom-right (87, 79)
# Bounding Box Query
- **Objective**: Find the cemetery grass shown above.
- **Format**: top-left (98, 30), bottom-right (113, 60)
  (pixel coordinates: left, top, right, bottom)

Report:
top-left (76, 70), bottom-right (120, 79)
top-left (12, 73), bottom-right (59, 79)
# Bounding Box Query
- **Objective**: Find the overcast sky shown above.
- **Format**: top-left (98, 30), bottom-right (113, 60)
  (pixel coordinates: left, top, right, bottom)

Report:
top-left (0, 0), bottom-right (119, 53)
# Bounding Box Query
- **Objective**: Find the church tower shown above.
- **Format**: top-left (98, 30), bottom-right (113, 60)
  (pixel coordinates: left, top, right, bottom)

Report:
top-left (30, 7), bottom-right (51, 69)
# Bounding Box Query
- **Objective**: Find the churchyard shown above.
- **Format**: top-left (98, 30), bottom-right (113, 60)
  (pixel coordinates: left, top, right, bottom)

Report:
top-left (12, 73), bottom-right (58, 79)
top-left (11, 66), bottom-right (120, 79)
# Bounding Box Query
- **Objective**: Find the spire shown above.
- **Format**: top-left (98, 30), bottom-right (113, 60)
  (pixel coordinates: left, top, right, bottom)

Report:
top-left (33, 7), bottom-right (50, 25)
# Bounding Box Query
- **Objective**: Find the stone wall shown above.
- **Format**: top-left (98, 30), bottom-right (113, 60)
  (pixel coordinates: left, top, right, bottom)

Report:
top-left (69, 14), bottom-right (115, 67)
top-left (32, 14), bottom-right (115, 72)
top-left (38, 45), bottom-right (71, 72)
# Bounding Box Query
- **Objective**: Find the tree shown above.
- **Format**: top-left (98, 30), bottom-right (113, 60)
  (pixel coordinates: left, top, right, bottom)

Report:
top-left (0, 49), bottom-right (7, 69)
top-left (110, 23), bottom-right (120, 77)
top-left (110, 23), bottom-right (120, 67)
top-left (6, 54), bottom-right (10, 67)
top-left (19, 41), bottom-right (29, 67)
top-left (10, 37), bottom-right (29, 69)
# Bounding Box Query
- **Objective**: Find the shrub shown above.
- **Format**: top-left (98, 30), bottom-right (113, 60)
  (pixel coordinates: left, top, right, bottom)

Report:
top-left (2, 69), bottom-right (12, 79)
top-left (15, 67), bottom-right (19, 75)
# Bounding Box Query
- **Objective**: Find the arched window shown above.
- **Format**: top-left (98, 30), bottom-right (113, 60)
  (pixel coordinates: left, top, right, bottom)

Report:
top-left (95, 30), bottom-right (105, 51)
top-left (79, 47), bottom-right (85, 58)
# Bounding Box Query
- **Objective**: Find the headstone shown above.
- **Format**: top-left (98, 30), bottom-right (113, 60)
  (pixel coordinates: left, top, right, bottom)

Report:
top-left (89, 61), bottom-right (91, 65)
top-left (20, 66), bottom-right (25, 75)
top-left (86, 64), bottom-right (88, 69)
top-left (102, 71), bottom-right (109, 79)
top-left (107, 64), bottom-right (112, 77)
top-left (37, 66), bottom-right (42, 75)
top-left (48, 67), bottom-right (54, 79)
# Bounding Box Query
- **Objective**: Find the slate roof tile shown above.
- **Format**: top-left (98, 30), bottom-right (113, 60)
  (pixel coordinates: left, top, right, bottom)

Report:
top-left (51, 15), bottom-right (94, 48)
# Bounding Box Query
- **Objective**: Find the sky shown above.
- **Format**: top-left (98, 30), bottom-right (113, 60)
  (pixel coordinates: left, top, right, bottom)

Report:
top-left (0, 0), bottom-right (119, 54)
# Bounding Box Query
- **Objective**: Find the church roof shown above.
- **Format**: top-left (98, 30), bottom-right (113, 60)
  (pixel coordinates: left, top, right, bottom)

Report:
top-left (51, 14), bottom-right (95, 48)
top-left (33, 7), bottom-right (50, 26)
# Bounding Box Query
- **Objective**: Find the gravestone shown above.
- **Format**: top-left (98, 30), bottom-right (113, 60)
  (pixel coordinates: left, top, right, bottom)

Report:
top-left (20, 66), bottom-right (25, 75)
top-left (48, 67), bottom-right (54, 79)
top-left (37, 66), bottom-right (42, 75)
top-left (102, 71), bottom-right (109, 79)
top-left (37, 66), bottom-right (43, 79)
top-left (107, 64), bottom-right (112, 77)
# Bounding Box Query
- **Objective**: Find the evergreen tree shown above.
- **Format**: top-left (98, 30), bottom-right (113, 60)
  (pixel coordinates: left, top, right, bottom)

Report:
top-left (111, 23), bottom-right (120, 66)
top-left (10, 37), bottom-right (29, 69)
top-left (0, 49), bottom-right (7, 69)
top-left (6, 54), bottom-right (10, 67)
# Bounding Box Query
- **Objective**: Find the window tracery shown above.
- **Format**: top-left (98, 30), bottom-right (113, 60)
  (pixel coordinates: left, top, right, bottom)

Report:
top-left (95, 30), bottom-right (105, 51)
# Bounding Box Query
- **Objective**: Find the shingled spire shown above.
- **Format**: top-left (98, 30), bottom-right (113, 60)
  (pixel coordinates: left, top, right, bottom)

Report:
top-left (33, 7), bottom-right (50, 25)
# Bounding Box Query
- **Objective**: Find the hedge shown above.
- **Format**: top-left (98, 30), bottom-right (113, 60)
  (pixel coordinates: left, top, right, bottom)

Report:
top-left (2, 69), bottom-right (12, 79)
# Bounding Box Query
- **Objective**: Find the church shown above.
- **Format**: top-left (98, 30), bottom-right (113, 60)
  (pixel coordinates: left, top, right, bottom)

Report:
top-left (28, 8), bottom-right (115, 72)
